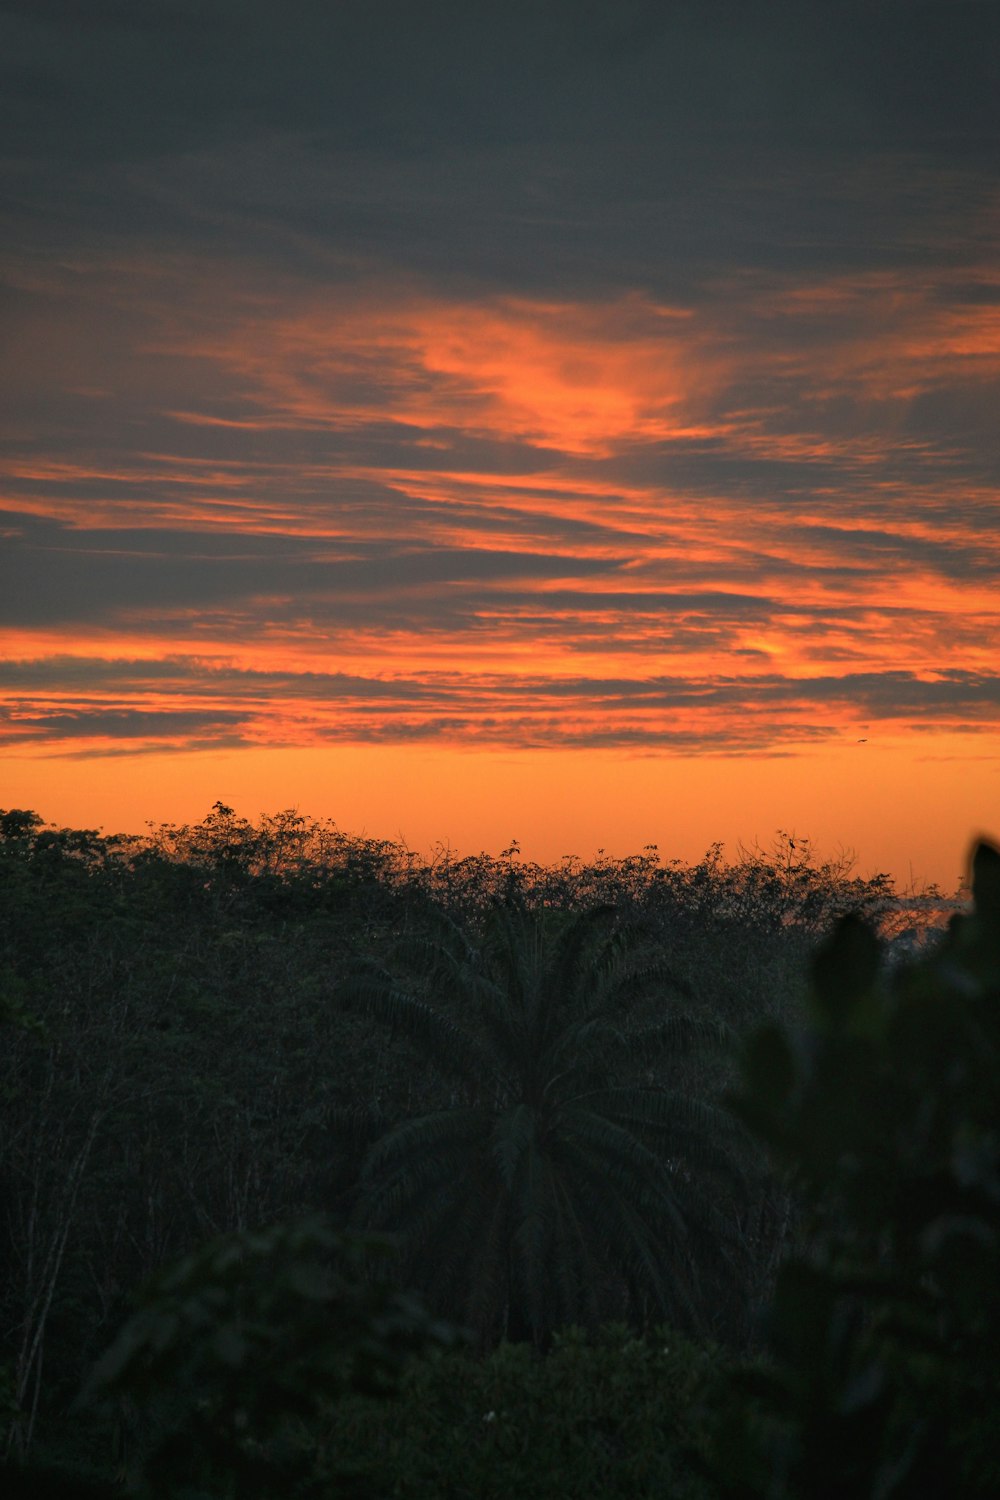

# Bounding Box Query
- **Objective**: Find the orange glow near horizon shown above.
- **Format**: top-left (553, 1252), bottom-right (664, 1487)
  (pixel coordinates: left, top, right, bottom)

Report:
top-left (3, 739), bottom-right (997, 896)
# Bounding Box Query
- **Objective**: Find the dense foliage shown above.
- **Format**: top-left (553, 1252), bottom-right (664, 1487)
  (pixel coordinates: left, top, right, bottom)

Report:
top-left (81, 1216), bottom-right (458, 1500)
top-left (343, 906), bottom-right (750, 1344)
top-left (0, 802), bottom-right (957, 1493)
top-left (322, 1324), bottom-right (726, 1499)
top-left (720, 840), bottom-right (1000, 1497)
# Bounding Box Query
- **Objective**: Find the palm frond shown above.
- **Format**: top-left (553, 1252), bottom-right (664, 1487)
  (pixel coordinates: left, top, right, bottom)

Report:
top-left (582, 1085), bottom-right (741, 1141)
top-left (460, 1183), bottom-right (515, 1342)
top-left (357, 1142), bottom-right (471, 1231)
top-left (546, 904), bottom-right (617, 1006)
top-left (486, 906), bottom-right (534, 1007)
top-left (361, 1107), bottom-right (488, 1184)
top-left (419, 1174), bottom-right (502, 1317)
top-left (369, 1174), bottom-right (463, 1260)
top-left (555, 1137), bottom-right (685, 1321)
top-left (476, 983), bottom-right (533, 1081)
top-left (615, 1012), bottom-right (731, 1060)
top-left (391, 927), bottom-right (503, 1012)
top-left (556, 1108), bottom-right (687, 1231)
top-left (338, 969), bottom-right (491, 1082)
top-left (547, 1171), bottom-right (602, 1328)
top-left (582, 1089), bottom-right (752, 1202)
top-left (511, 1141), bottom-right (554, 1338)
top-left (490, 1102), bottom-right (538, 1190)
top-left (356, 1112), bottom-right (492, 1241)
top-left (581, 947), bottom-right (694, 1018)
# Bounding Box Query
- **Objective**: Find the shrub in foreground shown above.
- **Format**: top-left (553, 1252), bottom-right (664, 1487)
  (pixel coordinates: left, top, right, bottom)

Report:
top-left (719, 840), bottom-right (1000, 1497)
top-left (321, 1323), bottom-right (724, 1499)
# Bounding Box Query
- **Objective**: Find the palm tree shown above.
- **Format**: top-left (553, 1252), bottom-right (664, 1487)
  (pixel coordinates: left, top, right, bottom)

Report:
top-left (338, 905), bottom-right (749, 1346)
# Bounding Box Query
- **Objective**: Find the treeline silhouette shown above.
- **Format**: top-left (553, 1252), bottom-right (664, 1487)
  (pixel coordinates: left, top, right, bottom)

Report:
top-left (1, 803), bottom-right (996, 1497)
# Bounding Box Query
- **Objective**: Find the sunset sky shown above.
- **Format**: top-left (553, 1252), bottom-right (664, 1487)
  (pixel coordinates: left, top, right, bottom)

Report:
top-left (2, 0), bottom-right (998, 890)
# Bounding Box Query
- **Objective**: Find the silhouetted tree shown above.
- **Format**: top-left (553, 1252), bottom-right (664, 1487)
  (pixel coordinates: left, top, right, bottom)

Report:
top-left (340, 906), bottom-right (750, 1345)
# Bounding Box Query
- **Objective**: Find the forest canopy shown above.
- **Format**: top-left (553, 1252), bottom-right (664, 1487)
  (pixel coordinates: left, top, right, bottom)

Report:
top-left (0, 804), bottom-right (983, 1497)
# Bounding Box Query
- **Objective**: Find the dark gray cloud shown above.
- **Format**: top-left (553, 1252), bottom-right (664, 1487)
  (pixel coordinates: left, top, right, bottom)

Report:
top-left (4, 653), bottom-right (1000, 755)
top-left (793, 524), bottom-right (1000, 581)
top-left (0, 511), bottom-right (624, 626)
top-left (3, 708), bottom-right (252, 740)
top-left (0, 656), bottom-right (450, 701)
top-left (3, 1), bottom-right (998, 299)
top-left (9, 2), bottom-right (995, 167)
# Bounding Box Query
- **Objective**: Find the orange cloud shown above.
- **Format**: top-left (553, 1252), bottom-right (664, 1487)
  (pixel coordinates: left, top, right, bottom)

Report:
top-left (3, 265), bottom-right (999, 813)
top-left (156, 286), bottom-right (728, 457)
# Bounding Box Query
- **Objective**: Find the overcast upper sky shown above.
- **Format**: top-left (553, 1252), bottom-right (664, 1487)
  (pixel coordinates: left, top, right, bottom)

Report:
top-left (2, 0), bottom-right (998, 875)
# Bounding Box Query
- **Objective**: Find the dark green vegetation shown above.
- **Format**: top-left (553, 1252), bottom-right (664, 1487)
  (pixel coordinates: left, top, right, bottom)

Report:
top-left (716, 837), bottom-right (1000, 1498)
top-left (3, 803), bottom-right (996, 1495)
top-left (343, 907), bottom-right (750, 1345)
top-left (321, 1325), bottom-right (725, 1499)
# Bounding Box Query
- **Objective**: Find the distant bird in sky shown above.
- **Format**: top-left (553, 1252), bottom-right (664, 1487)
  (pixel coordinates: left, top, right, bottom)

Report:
top-left (857, 738), bottom-right (868, 743)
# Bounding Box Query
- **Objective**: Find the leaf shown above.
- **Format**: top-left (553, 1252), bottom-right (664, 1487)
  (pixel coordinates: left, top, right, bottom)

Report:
top-left (491, 1104), bottom-right (537, 1190)
top-left (810, 913), bottom-right (881, 1027)
top-left (972, 840), bottom-right (1000, 925)
top-left (338, 970), bottom-right (491, 1082)
top-left (741, 1024), bottom-right (795, 1107)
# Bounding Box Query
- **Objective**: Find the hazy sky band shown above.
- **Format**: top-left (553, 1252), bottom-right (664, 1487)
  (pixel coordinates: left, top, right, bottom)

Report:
top-left (2, 2), bottom-right (998, 821)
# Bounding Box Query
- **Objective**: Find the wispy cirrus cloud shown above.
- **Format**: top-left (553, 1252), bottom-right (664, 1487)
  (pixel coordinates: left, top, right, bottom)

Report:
top-left (3, 648), bottom-right (1000, 759)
